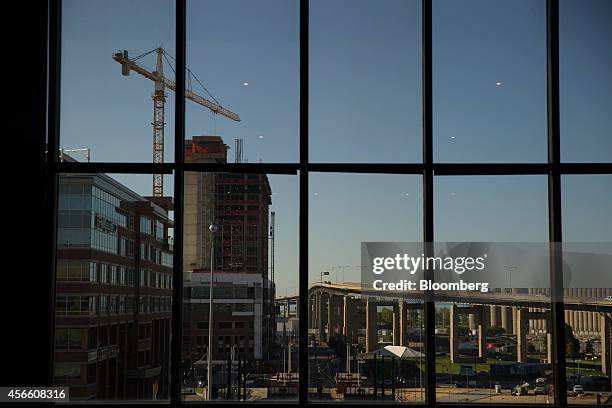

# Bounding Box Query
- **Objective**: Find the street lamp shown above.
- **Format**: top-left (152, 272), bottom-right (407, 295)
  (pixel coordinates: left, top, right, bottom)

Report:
top-left (207, 223), bottom-right (218, 401)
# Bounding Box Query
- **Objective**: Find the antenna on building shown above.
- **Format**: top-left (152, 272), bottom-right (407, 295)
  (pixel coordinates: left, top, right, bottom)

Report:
top-left (270, 211), bottom-right (275, 284)
top-left (234, 138), bottom-right (243, 163)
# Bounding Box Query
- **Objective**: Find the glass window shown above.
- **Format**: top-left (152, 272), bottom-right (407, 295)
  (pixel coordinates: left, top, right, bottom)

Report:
top-left (309, 173), bottom-right (424, 402)
top-left (434, 176), bottom-right (553, 404)
top-left (54, 173), bottom-right (174, 401)
top-left (310, 0), bottom-right (422, 163)
top-left (182, 172), bottom-right (298, 401)
top-left (562, 175), bottom-right (612, 404)
top-left (185, 0), bottom-right (299, 163)
top-left (560, 0), bottom-right (612, 162)
top-left (60, 0), bottom-right (176, 164)
top-left (433, 0), bottom-right (547, 163)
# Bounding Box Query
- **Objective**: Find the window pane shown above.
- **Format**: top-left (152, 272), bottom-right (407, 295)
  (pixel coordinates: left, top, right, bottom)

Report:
top-left (435, 176), bottom-right (554, 404)
top-left (182, 168), bottom-right (299, 401)
top-left (310, 0), bottom-right (422, 163)
top-left (54, 173), bottom-right (174, 401)
top-left (560, 0), bottom-right (612, 162)
top-left (60, 0), bottom-right (175, 164)
top-left (562, 175), bottom-right (612, 404)
top-left (186, 0), bottom-right (299, 163)
top-left (309, 173), bottom-right (425, 402)
top-left (433, 0), bottom-right (547, 163)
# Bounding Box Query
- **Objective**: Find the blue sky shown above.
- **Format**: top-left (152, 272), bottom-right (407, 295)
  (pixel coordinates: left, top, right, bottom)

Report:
top-left (60, 0), bottom-right (611, 294)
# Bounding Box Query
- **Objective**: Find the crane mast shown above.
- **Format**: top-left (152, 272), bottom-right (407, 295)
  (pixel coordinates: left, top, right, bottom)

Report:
top-left (152, 48), bottom-right (165, 197)
top-left (113, 47), bottom-right (240, 197)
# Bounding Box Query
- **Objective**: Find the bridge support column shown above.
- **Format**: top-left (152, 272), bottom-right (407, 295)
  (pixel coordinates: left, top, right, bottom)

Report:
top-left (450, 304), bottom-right (459, 363)
top-left (327, 294), bottom-right (337, 341)
top-left (516, 309), bottom-right (528, 363)
top-left (490, 306), bottom-right (499, 328)
top-left (317, 292), bottom-right (325, 340)
top-left (392, 302), bottom-right (400, 346)
top-left (468, 314), bottom-right (476, 331)
top-left (601, 314), bottom-right (611, 375)
top-left (501, 306), bottom-right (509, 332)
top-left (399, 301), bottom-right (408, 347)
top-left (366, 300), bottom-right (377, 353)
top-left (342, 296), bottom-right (352, 340)
top-left (478, 306), bottom-right (489, 359)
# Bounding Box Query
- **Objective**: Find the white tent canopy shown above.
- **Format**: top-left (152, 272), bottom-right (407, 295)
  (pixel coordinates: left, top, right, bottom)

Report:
top-left (372, 345), bottom-right (424, 358)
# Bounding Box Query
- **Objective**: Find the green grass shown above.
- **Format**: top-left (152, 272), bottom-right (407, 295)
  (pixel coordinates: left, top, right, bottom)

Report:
top-left (435, 356), bottom-right (499, 375)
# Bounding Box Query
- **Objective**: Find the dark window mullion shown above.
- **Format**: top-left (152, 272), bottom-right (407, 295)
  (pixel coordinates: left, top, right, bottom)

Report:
top-left (170, 0), bottom-right (186, 405)
top-left (46, 0), bottom-right (63, 387)
top-left (547, 0), bottom-right (567, 407)
top-left (299, 0), bottom-right (309, 404)
top-left (422, 0), bottom-right (436, 406)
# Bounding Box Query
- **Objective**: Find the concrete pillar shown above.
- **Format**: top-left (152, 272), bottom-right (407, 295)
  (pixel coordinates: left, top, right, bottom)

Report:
top-left (501, 306), bottom-right (509, 332)
top-left (399, 301), bottom-right (408, 347)
top-left (490, 306), bottom-right (499, 328)
top-left (511, 307), bottom-right (517, 334)
top-left (478, 306), bottom-right (489, 359)
top-left (601, 314), bottom-right (611, 375)
top-left (450, 304), bottom-right (459, 363)
top-left (468, 314), bottom-right (476, 331)
top-left (546, 332), bottom-right (553, 364)
top-left (366, 300), bottom-right (377, 353)
top-left (327, 294), bottom-right (336, 341)
top-left (392, 302), bottom-right (400, 346)
top-left (342, 296), bottom-right (355, 343)
top-left (516, 309), bottom-right (528, 363)
top-left (317, 293), bottom-right (325, 340)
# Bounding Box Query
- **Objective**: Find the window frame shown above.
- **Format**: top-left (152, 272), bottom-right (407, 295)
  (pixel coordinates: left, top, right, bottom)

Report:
top-left (42, 0), bottom-right (612, 406)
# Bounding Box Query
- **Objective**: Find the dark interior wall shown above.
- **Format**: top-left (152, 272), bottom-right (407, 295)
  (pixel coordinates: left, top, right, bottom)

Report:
top-left (2, 0), bottom-right (51, 387)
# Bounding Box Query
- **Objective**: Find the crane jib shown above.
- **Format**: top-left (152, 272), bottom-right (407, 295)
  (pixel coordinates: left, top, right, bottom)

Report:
top-left (112, 51), bottom-right (241, 122)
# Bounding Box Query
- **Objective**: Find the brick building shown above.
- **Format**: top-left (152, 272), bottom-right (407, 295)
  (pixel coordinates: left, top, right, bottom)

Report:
top-left (54, 171), bottom-right (173, 400)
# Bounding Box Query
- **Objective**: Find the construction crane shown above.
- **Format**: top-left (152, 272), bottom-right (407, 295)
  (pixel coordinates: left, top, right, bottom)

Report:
top-left (112, 47), bottom-right (241, 197)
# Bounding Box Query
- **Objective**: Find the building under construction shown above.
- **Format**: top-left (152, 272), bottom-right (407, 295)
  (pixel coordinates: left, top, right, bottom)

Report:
top-left (182, 136), bottom-right (275, 369)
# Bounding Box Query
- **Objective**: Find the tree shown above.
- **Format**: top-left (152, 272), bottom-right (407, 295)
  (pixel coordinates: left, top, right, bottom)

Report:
top-left (565, 323), bottom-right (580, 358)
top-left (486, 325), bottom-right (506, 337)
top-left (328, 334), bottom-right (347, 358)
top-left (379, 308), bottom-right (393, 327)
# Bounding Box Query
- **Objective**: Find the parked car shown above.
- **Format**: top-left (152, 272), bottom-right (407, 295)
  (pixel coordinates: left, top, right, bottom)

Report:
top-left (534, 377), bottom-right (547, 394)
top-left (512, 383), bottom-right (529, 396)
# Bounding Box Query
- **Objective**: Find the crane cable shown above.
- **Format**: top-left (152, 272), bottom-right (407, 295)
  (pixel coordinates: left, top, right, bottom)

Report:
top-left (161, 49), bottom-right (224, 107)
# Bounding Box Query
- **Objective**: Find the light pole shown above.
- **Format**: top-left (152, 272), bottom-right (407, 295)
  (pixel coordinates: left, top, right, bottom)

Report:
top-left (207, 223), bottom-right (218, 400)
